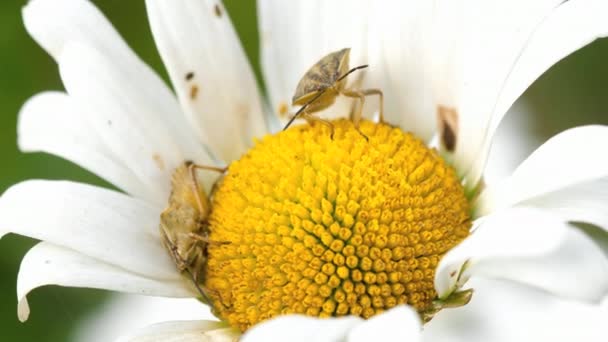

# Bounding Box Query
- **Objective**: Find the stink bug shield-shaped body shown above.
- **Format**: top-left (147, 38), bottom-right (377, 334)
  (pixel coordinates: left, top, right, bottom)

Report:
top-left (292, 48), bottom-right (352, 113)
top-left (159, 161), bottom-right (225, 302)
top-left (285, 48), bottom-right (384, 137)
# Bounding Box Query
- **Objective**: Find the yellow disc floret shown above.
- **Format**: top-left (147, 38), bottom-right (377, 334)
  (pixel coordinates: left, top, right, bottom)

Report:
top-left (205, 119), bottom-right (470, 331)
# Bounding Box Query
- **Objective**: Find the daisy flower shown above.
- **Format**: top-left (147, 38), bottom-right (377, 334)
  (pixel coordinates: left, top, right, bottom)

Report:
top-left (2, 0), bottom-right (608, 340)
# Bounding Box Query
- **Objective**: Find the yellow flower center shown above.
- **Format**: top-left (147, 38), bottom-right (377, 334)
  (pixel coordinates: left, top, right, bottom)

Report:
top-left (205, 119), bottom-right (471, 331)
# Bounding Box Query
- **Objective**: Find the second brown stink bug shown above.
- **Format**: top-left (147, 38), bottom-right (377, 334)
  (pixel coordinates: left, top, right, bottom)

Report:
top-left (284, 48), bottom-right (384, 138)
top-left (159, 161), bottom-right (226, 303)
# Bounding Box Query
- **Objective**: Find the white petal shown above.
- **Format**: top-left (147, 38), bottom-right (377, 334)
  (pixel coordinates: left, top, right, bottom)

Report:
top-left (18, 242), bottom-right (194, 322)
top-left (258, 0), bottom-right (372, 127)
top-left (481, 101), bottom-right (536, 185)
top-left (347, 306), bottom-right (421, 342)
top-left (425, 278), bottom-right (607, 342)
top-left (366, 1), bottom-right (436, 141)
top-left (18, 91), bottom-right (155, 200)
top-left (242, 315), bottom-right (363, 342)
top-left (523, 178), bottom-right (608, 232)
top-left (74, 295), bottom-right (215, 342)
top-left (115, 320), bottom-right (236, 342)
top-left (23, 0), bottom-right (204, 165)
top-left (58, 42), bottom-right (216, 202)
top-left (23, 0), bottom-right (128, 60)
top-left (458, 0), bottom-right (608, 187)
top-left (492, 0), bottom-right (608, 155)
top-left (447, 0), bottom-right (562, 180)
top-left (436, 208), bottom-right (568, 298)
top-left (476, 125), bottom-right (608, 216)
top-left (0, 180), bottom-right (178, 280)
top-left (146, 0), bottom-right (267, 163)
top-left (25, 0), bottom-right (215, 201)
top-left (469, 228), bottom-right (608, 302)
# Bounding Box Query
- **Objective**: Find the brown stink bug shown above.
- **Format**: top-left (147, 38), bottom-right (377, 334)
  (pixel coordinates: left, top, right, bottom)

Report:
top-left (284, 48), bottom-right (384, 138)
top-left (159, 161), bottom-right (226, 303)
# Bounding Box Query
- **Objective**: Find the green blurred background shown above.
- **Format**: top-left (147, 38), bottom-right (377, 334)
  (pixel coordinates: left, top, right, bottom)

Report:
top-left (0, 1), bottom-right (606, 341)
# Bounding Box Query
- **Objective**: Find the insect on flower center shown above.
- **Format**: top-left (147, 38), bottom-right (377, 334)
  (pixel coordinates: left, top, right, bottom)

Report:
top-left (204, 119), bottom-right (471, 331)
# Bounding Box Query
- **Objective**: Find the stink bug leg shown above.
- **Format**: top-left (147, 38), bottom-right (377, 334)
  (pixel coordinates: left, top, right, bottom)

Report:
top-left (188, 232), bottom-right (230, 246)
top-left (187, 162), bottom-right (226, 214)
top-left (341, 88), bottom-right (385, 127)
top-left (299, 111), bottom-right (336, 139)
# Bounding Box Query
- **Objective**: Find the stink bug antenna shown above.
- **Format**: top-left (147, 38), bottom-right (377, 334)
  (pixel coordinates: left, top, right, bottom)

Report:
top-left (283, 64), bottom-right (369, 131)
top-left (337, 64), bottom-right (368, 83)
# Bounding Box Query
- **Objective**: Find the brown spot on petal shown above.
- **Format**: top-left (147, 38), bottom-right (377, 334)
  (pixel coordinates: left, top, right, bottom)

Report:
top-left (153, 153), bottom-right (165, 171)
top-left (449, 270), bottom-right (457, 278)
top-left (235, 102), bottom-right (250, 121)
top-left (190, 85), bottom-right (199, 100)
top-left (277, 101), bottom-right (289, 118)
top-left (438, 106), bottom-right (459, 152)
top-left (185, 72), bottom-right (195, 81)
top-left (214, 4), bottom-right (222, 17)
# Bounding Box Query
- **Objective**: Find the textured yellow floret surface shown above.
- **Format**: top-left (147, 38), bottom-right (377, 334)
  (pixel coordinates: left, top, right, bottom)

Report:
top-left (205, 119), bottom-right (470, 331)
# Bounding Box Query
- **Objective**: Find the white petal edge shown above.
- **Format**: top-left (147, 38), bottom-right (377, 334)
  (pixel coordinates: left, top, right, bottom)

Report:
top-left (258, 0), bottom-right (373, 127)
top-left (0, 180), bottom-right (179, 280)
top-left (242, 315), bottom-right (363, 342)
top-left (115, 320), bottom-right (236, 342)
top-left (435, 207), bottom-right (568, 298)
top-left (476, 125), bottom-right (608, 216)
top-left (146, 0), bottom-right (267, 163)
top-left (18, 242), bottom-right (195, 322)
top-left (460, 0), bottom-right (608, 187)
top-left (425, 278), bottom-right (607, 342)
top-left (347, 306), bottom-right (422, 342)
top-left (58, 41), bottom-right (217, 201)
top-left (18, 91), bottom-right (155, 200)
